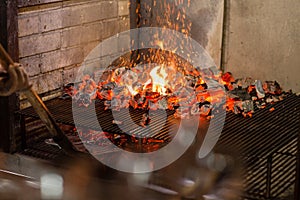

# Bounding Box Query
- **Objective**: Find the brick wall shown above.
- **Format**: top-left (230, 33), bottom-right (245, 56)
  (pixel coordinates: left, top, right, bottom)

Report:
top-left (18, 0), bottom-right (129, 108)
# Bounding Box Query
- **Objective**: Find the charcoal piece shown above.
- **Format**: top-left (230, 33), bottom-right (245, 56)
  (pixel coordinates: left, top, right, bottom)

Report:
top-left (224, 85), bottom-right (231, 91)
top-left (233, 100), bottom-right (254, 114)
top-left (195, 84), bottom-right (206, 93)
top-left (255, 80), bottom-right (265, 98)
top-left (227, 92), bottom-right (239, 99)
top-left (174, 112), bottom-right (190, 119)
top-left (129, 99), bottom-right (138, 109)
top-left (263, 81), bottom-right (282, 94)
top-left (136, 96), bottom-right (147, 108)
top-left (165, 88), bottom-right (173, 94)
top-left (197, 93), bottom-right (213, 105)
top-left (120, 97), bottom-right (129, 108)
top-left (59, 93), bottom-right (71, 100)
top-left (113, 134), bottom-right (121, 140)
top-left (99, 89), bottom-right (112, 100)
top-left (230, 88), bottom-right (251, 100)
top-left (104, 100), bottom-right (111, 107)
top-left (64, 82), bottom-right (74, 88)
top-left (134, 93), bottom-right (142, 101)
top-left (191, 103), bottom-right (200, 115)
top-left (174, 106), bottom-right (190, 119)
top-left (185, 74), bottom-right (197, 87)
top-left (195, 83), bottom-right (208, 91)
top-left (252, 96), bottom-right (258, 101)
top-left (111, 98), bottom-right (121, 111)
top-left (113, 86), bottom-right (126, 95)
top-left (233, 101), bottom-right (242, 114)
top-left (137, 96), bottom-right (145, 105)
top-left (248, 85), bottom-right (257, 97)
top-left (235, 77), bottom-right (255, 89)
top-left (140, 113), bottom-right (151, 127)
top-left (272, 96), bottom-right (280, 102)
top-left (241, 100), bottom-right (254, 113)
top-left (149, 101), bottom-right (158, 110)
top-left (102, 82), bottom-right (116, 90)
top-left (222, 72), bottom-right (234, 83)
top-left (200, 104), bottom-right (212, 116)
top-left (73, 92), bottom-right (80, 100)
top-left (78, 93), bottom-right (92, 107)
top-left (266, 97), bottom-right (274, 103)
top-left (255, 100), bottom-right (266, 109)
top-left (157, 97), bottom-right (168, 109)
top-left (174, 86), bottom-right (194, 97)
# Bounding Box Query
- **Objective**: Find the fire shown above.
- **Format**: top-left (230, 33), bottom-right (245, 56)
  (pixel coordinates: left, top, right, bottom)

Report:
top-left (126, 85), bottom-right (138, 96)
top-left (149, 65), bottom-right (168, 95)
top-left (155, 40), bottom-right (164, 49)
top-left (67, 0), bottom-right (287, 119)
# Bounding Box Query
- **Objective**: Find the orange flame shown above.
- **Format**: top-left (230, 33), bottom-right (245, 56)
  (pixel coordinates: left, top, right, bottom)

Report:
top-left (150, 65), bottom-right (168, 95)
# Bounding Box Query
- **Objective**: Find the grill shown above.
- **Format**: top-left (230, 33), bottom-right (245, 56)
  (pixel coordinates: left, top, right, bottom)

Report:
top-left (216, 93), bottom-right (300, 199)
top-left (17, 93), bottom-right (300, 199)
top-left (20, 98), bottom-right (178, 142)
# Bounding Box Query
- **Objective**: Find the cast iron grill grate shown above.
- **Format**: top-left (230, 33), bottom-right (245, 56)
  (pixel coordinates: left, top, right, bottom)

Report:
top-left (17, 94), bottom-right (300, 199)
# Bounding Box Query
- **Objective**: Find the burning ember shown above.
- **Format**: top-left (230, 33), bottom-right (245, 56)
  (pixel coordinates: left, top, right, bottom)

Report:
top-left (64, 65), bottom-right (289, 120)
top-left (60, 65), bottom-right (291, 153)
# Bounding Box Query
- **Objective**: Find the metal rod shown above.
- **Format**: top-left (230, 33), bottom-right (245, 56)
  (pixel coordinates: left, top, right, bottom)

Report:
top-left (0, 44), bottom-right (14, 70)
top-left (295, 118), bottom-right (300, 200)
top-left (220, 0), bottom-right (229, 72)
top-left (266, 155), bottom-right (273, 199)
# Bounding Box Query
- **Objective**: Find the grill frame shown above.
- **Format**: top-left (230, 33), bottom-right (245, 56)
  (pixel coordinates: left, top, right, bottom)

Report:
top-left (18, 94), bottom-right (300, 199)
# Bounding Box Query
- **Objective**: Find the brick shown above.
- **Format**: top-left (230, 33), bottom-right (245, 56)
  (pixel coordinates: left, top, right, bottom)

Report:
top-left (19, 55), bottom-right (41, 77)
top-left (61, 47), bottom-right (84, 67)
top-left (18, 14), bottom-right (39, 37)
top-left (83, 41), bottom-right (100, 58)
top-left (118, 33), bottom-right (131, 53)
top-left (40, 9), bottom-right (62, 32)
top-left (100, 36), bottom-right (119, 57)
top-left (81, 1), bottom-right (118, 23)
top-left (19, 32), bottom-right (61, 57)
top-left (62, 26), bottom-right (82, 48)
top-left (31, 71), bottom-right (63, 94)
top-left (62, 66), bottom-right (80, 84)
top-left (118, 1), bottom-right (129, 16)
top-left (81, 2), bottom-right (102, 23)
top-left (119, 17), bottom-right (130, 32)
top-left (62, 6), bottom-right (83, 27)
top-left (101, 1), bottom-right (118, 19)
top-left (40, 50), bottom-right (63, 73)
top-left (44, 70), bottom-right (63, 92)
top-left (102, 19), bottom-right (119, 39)
top-left (81, 22), bottom-right (102, 44)
top-left (83, 45), bottom-right (103, 64)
